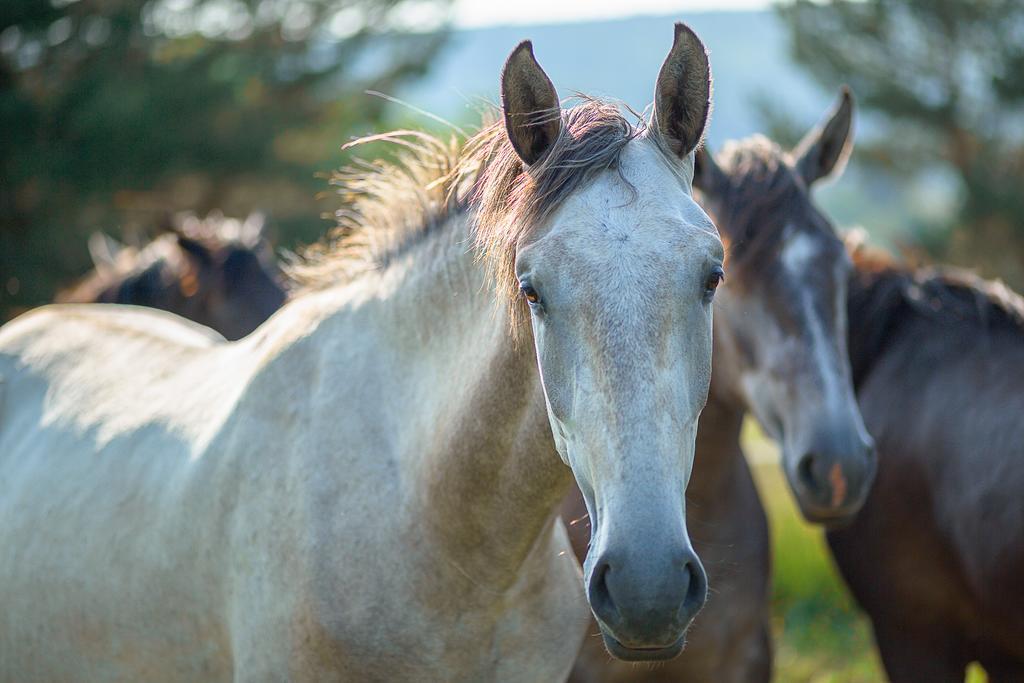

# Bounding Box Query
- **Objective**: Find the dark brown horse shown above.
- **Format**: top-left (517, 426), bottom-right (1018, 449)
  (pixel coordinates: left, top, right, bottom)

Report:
top-left (566, 89), bottom-right (876, 682)
top-left (827, 241), bottom-right (1024, 682)
top-left (58, 212), bottom-right (285, 340)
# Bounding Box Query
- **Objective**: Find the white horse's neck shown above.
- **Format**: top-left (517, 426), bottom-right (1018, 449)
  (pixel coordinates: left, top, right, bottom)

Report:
top-left (260, 211), bottom-right (572, 590)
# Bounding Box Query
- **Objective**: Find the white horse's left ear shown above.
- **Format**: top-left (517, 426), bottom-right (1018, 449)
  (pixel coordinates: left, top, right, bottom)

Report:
top-left (793, 86), bottom-right (855, 186)
top-left (653, 22), bottom-right (712, 158)
top-left (501, 40), bottom-right (562, 167)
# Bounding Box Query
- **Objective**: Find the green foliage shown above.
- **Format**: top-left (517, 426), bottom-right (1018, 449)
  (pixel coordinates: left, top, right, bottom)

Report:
top-left (0, 0), bottom-right (451, 319)
top-left (776, 0), bottom-right (1024, 286)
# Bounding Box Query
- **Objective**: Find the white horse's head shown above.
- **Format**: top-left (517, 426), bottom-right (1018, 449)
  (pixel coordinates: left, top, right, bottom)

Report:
top-left (483, 24), bottom-right (723, 660)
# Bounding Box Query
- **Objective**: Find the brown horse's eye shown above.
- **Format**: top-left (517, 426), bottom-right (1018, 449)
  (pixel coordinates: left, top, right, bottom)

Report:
top-left (705, 267), bottom-right (725, 297)
top-left (521, 284), bottom-right (540, 306)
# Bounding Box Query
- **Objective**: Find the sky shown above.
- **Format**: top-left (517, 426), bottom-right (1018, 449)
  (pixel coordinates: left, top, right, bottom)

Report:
top-left (452, 0), bottom-right (773, 28)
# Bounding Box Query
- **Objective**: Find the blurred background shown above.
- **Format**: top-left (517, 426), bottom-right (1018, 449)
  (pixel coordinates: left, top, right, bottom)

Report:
top-left (2, 1), bottom-right (1021, 679)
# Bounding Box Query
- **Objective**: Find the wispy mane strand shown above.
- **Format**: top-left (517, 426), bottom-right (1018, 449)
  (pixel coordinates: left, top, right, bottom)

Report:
top-left (288, 98), bottom-right (645, 329)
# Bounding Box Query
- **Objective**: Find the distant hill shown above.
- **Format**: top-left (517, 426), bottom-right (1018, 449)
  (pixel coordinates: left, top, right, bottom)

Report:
top-left (397, 11), bottom-right (835, 146)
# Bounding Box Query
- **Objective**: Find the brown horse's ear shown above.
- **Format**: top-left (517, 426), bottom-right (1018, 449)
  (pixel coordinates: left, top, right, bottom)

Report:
top-left (693, 145), bottom-right (727, 195)
top-left (175, 234), bottom-right (214, 266)
top-left (174, 234), bottom-right (214, 298)
top-left (653, 22), bottom-right (712, 158)
top-left (87, 232), bottom-right (125, 275)
top-left (793, 86), bottom-right (855, 186)
top-left (843, 226), bottom-right (869, 256)
top-left (501, 40), bottom-right (561, 167)
top-left (240, 212), bottom-right (267, 248)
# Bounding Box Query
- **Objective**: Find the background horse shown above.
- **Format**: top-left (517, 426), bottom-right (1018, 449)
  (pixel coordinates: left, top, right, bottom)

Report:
top-left (566, 89), bottom-right (875, 683)
top-left (57, 211), bottom-right (285, 340)
top-left (0, 25), bottom-right (721, 681)
top-left (828, 241), bottom-right (1024, 682)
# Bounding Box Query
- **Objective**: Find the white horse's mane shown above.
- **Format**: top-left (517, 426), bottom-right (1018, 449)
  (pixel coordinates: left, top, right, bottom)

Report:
top-left (289, 98), bottom-right (652, 327)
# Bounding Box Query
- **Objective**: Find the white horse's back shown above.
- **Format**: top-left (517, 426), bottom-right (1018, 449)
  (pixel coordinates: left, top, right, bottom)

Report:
top-left (0, 304), bottom-right (248, 452)
top-left (0, 305), bottom-right (249, 680)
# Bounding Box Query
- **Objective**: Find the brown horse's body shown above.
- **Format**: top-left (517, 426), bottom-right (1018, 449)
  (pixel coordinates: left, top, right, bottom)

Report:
top-left (566, 90), bottom-right (876, 682)
top-left (828, 251), bottom-right (1024, 682)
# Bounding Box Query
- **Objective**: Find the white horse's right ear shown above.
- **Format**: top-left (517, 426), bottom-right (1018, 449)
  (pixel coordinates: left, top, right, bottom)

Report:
top-left (501, 40), bottom-right (562, 167)
top-left (653, 22), bottom-right (712, 158)
top-left (88, 232), bottom-right (124, 274)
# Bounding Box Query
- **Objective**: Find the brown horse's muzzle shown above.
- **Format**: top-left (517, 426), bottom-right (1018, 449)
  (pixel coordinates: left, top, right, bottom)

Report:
top-left (788, 430), bottom-right (877, 526)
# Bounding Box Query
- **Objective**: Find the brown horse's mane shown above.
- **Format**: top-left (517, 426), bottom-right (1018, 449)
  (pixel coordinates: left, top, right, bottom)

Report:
top-left (700, 135), bottom-right (813, 269)
top-left (846, 237), bottom-right (1024, 386)
top-left (289, 98), bottom-right (650, 327)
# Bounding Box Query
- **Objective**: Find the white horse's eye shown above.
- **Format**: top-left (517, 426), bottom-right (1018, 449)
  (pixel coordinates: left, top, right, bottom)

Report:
top-left (521, 284), bottom-right (541, 305)
top-left (704, 267), bottom-right (725, 297)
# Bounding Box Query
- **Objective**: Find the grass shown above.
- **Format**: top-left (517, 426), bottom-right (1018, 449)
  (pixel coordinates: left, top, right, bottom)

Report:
top-left (740, 420), bottom-right (988, 683)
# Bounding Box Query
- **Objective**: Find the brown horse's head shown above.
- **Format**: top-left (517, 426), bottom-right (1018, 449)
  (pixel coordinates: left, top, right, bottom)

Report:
top-left (694, 89), bottom-right (875, 525)
top-left (60, 212), bottom-right (286, 340)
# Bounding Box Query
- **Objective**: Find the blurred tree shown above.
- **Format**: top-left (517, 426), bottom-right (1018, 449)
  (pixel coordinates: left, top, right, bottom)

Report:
top-left (0, 0), bottom-right (450, 319)
top-left (776, 0), bottom-right (1024, 285)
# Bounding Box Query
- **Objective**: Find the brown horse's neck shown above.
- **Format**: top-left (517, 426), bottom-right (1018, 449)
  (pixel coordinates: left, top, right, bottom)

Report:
top-left (695, 307), bottom-right (758, 490)
top-left (845, 265), bottom-right (912, 390)
top-left (706, 286), bottom-right (755, 412)
top-left (689, 392), bottom-right (747, 495)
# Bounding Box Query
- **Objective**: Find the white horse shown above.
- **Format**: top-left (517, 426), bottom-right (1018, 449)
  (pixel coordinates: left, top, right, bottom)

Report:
top-left (0, 24), bottom-right (722, 682)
